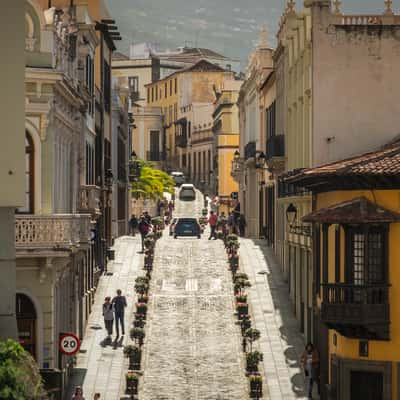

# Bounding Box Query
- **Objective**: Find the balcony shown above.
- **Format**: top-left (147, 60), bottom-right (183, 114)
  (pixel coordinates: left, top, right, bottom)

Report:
top-left (78, 185), bottom-right (101, 216)
top-left (244, 141), bottom-right (256, 160)
top-left (321, 283), bottom-right (390, 340)
top-left (176, 135), bottom-right (188, 148)
top-left (146, 151), bottom-right (166, 162)
top-left (15, 214), bottom-right (92, 254)
top-left (266, 134), bottom-right (284, 159)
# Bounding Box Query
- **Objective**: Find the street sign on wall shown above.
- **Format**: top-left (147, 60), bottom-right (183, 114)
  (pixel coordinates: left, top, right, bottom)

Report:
top-left (59, 333), bottom-right (80, 356)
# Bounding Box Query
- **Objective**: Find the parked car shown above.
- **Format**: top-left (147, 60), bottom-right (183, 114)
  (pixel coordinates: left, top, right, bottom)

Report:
top-left (174, 218), bottom-right (201, 239)
top-left (169, 218), bottom-right (178, 236)
top-left (171, 171), bottom-right (185, 186)
top-left (179, 184), bottom-right (196, 201)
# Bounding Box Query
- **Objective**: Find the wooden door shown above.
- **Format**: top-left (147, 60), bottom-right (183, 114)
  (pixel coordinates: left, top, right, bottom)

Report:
top-left (350, 371), bottom-right (383, 400)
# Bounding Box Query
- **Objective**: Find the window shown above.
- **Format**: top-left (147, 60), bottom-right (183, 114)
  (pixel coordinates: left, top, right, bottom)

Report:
top-left (147, 88), bottom-right (150, 103)
top-left (128, 76), bottom-right (139, 92)
top-left (155, 85), bottom-right (158, 101)
top-left (347, 226), bottom-right (388, 285)
top-left (164, 82), bottom-right (167, 98)
top-left (103, 60), bottom-right (111, 113)
top-left (86, 55), bottom-right (94, 116)
top-left (174, 103), bottom-right (177, 122)
top-left (266, 100), bottom-right (276, 139)
top-left (169, 80), bottom-right (172, 96)
top-left (18, 132), bottom-right (34, 213)
top-left (151, 87), bottom-right (154, 103)
top-left (174, 78), bottom-right (177, 94)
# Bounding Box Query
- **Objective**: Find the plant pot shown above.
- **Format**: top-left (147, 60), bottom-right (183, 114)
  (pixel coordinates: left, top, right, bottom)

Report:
top-left (236, 303), bottom-right (248, 318)
top-left (246, 362), bottom-right (259, 373)
top-left (128, 352), bottom-right (141, 370)
top-left (126, 377), bottom-right (138, 395)
top-left (249, 380), bottom-right (262, 398)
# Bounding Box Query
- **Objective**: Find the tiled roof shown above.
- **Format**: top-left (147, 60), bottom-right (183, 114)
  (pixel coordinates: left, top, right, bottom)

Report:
top-left (302, 196), bottom-right (400, 224)
top-left (286, 139), bottom-right (400, 189)
top-left (112, 51), bottom-right (129, 60)
top-left (159, 47), bottom-right (231, 62)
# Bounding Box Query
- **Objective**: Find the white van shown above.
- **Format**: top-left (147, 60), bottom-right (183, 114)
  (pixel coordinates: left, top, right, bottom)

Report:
top-left (179, 184), bottom-right (196, 201)
top-left (171, 171), bottom-right (185, 186)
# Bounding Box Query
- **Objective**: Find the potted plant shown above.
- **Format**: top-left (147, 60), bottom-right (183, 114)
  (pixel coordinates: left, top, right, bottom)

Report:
top-left (235, 293), bottom-right (247, 303)
top-left (133, 315), bottom-right (146, 328)
top-left (240, 315), bottom-right (252, 335)
top-left (138, 293), bottom-right (149, 303)
top-left (248, 374), bottom-right (263, 398)
top-left (123, 345), bottom-right (142, 370)
top-left (245, 328), bottom-right (261, 352)
top-left (135, 276), bottom-right (150, 285)
top-left (246, 351), bottom-right (263, 372)
top-left (136, 302), bottom-right (148, 316)
top-left (234, 273), bottom-right (249, 282)
top-left (130, 327), bottom-right (145, 346)
top-left (227, 233), bottom-right (239, 242)
top-left (236, 302), bottom-right (249, 319)
top-left (202, 208), bottom-right (208, 216)
top-left (144, 237), bottom-right (155, 249)
top-left (125, 370), bottom-right (139, 394)
top-left (234, 278), bottom-right (251, 296)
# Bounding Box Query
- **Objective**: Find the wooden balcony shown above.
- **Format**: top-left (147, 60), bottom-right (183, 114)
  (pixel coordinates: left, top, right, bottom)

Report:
top-left (78, 185), bottom-right (101, 216)
top-left (15, 214), bottom-right (92, 255)
top-left (321, 283), bottom-right (390, 340)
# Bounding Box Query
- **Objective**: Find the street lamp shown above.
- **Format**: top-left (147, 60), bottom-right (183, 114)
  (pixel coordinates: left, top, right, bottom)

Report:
top-left (256, 152), bottom-right (266, 169)
top-left (286, 203), bottom-right (297, 226)
top-left (105, 169), bottom-right (114, 188)
top-left (234, 150), bottom-right (240, 160)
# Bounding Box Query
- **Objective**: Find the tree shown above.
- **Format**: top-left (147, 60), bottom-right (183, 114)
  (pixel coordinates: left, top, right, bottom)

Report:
top-left (0, 339), bottom-right (47, 399)
top-left (131, 161), bottom-right (175, 199)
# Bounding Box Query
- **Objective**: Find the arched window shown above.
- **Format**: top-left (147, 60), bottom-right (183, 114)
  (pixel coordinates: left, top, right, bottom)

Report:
top-left (19, 132), bottom-right (34, 213)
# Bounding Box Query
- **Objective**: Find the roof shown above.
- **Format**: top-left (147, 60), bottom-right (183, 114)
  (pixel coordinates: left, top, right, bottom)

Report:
top-left (287, 139), bottom-right (400, 191)
top-left (112, 52), bottom-right (129, 61)
top-left (145, 59), bottom-right (226, 87)
top-left (158, 47), bottom-right (232, 63)
top-left (302, 196), bottom-right (400, 224)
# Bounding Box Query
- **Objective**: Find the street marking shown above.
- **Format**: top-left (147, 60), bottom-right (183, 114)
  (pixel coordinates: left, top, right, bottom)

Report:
top-left (210, 278), bottom-right (222, 291)
top-left (161, 279), bottom-right (176, 291)
top-left (185, 278), bottom-right (198, 291)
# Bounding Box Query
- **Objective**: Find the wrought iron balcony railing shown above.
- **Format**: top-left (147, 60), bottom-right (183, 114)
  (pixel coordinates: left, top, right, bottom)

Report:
top-left (15, 214), bottom-right (92, 250)
top-left (176, 135), bottom-right (188, 148)
top-left (78, 185), bottom-right (101, 215)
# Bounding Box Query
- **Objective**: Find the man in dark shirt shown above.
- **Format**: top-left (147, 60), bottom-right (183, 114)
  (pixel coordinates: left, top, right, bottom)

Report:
top-left (112, 289), bottom-right (127, 337)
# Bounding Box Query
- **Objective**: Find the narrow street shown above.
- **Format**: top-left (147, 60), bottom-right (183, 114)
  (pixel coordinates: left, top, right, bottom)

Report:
top-left (140, 193), bottom-right (247, 399)
top-left (67, 191), bottom-right (308, 400)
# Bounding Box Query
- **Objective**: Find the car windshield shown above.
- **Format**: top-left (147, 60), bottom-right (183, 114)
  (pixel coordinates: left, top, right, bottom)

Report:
top-left (177, 218), bottom-right (197, 227)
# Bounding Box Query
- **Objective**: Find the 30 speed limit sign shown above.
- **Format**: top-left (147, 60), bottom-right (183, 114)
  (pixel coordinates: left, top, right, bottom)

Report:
top-left (59, 333), bottom-right (80, 356)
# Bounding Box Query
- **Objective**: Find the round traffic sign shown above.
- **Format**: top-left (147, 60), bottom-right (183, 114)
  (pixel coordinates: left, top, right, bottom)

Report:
top-left (59, 333), bottom-right (80, 356)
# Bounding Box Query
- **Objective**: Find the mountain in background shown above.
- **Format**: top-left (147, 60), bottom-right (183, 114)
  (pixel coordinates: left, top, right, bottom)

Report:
top-left (105, 0), bottom-right (388, 69)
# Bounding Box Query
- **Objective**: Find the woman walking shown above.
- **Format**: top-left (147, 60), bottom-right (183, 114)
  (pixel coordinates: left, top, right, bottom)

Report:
top-left (300, 342), bottom-right (320, 399)
top-left (102, 297), bottom-right (114, 339)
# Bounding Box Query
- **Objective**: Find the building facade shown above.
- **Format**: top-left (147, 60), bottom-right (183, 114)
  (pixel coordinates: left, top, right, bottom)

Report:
top-left (19, 1), bottom-right (122, 395)
top-left (212, 78), bottom-right (242, 213)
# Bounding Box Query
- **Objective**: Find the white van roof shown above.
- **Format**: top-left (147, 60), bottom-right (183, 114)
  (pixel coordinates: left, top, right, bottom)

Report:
top-left (181, 183), bottom-right (194, 189)
top-left (171, 171), bottom-right (184, 176)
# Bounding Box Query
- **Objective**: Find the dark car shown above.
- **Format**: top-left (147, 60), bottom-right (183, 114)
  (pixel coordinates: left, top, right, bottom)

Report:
top-left (174, 218), bottom-right (201, 239)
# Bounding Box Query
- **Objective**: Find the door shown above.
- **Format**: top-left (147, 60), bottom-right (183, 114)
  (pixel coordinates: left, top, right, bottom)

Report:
top-left (350, 371), bottom-right (383, 400)
top-left (150, 130), bottom-right (160, 161)
top-left (16, 294), bottom-right (37, 359)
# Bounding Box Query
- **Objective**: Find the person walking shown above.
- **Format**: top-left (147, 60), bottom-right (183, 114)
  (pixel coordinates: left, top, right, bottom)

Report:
top-left (208, 211), bottom-right (218, 240)
top-left (300, 342), bottom-right (320, 399)
top-left (129, 214), bottom-right (138, 236)
top-left (72, 386), bottom-right (85, 400)
top-left (112, 289), bottom-right (127, 337)
top-left (143, 211), bottom-right (152, 224)
top-left (138, 216), bottom-right (150, 251)
top-left (102, 297), bottom-right (114, 339)
top-left (238, 214), bottom-right (246, 237)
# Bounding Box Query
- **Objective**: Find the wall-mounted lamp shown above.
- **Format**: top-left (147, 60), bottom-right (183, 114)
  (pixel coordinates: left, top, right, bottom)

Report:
top-left (256, 151), bottom-right (266, 169)
top-left (286, 203), bottom-right (297, 226)
top-left (285, 203), bottom-right (311, 237)
top-left (234, 150), bottom-right (240, 160)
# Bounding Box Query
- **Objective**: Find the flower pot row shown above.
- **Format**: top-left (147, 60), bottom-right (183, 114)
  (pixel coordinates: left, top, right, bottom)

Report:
top-left (225, 236), bottom-right (264, 398)
top-left (124, 229), bottom-right (160, 395)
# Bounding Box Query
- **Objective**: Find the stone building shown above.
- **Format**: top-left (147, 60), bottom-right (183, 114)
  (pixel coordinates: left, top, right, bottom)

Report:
top-left (19, 0), bottom-right (121, 395)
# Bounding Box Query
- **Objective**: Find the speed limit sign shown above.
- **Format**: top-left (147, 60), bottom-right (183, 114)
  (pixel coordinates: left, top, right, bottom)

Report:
top-left (59, 333), bottom-right (80, 356)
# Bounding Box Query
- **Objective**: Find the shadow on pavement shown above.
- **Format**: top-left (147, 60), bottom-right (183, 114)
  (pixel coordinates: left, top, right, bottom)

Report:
top-left (250, 239), bottom-right (307, 398)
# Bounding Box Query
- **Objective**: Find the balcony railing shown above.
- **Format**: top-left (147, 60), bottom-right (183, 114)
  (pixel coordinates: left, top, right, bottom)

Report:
top-left (244, 141), bottom-right (256, 160)
top-left (78, 185), bottom-right (101, 215)
top-left (266, 134), bottom-right (285, 159)
top-left (146, 151), bottom-right (166, 162)
top-left (321, 283), bottom-right (390, 339)
top-left (15, 214), bottom-right (92, 249)
top-left (176, 135), bottom-right (188, 148)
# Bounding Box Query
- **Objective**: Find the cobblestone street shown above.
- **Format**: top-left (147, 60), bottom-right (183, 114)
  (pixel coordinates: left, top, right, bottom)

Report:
top-left (140, 194), bottom-right (248, 399)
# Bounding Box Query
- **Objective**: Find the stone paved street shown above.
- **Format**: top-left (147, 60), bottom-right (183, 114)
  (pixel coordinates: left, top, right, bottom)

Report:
top-left (66, 236), bottom-right (142, 400)
top-left (140, 193), bottom-right (248, 399)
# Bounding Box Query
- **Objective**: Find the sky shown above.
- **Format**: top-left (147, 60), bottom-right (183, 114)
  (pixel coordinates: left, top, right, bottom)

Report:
top-left (105, 0), bottom-right (390, 67)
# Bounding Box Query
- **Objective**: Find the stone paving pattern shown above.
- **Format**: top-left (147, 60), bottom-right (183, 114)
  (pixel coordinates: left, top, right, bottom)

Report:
top-left (66, 236), bottom-right (141, 400)
top-left (140, 194), bottom-right (248, 399)
top-left (240, 239), bottom-right (312, 399)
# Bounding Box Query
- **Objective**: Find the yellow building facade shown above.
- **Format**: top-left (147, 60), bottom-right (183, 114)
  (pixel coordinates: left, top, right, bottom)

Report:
top-left (212, 79), bottom-right (242, 213)
top-left (288, 140), bottom-right (400, 400)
